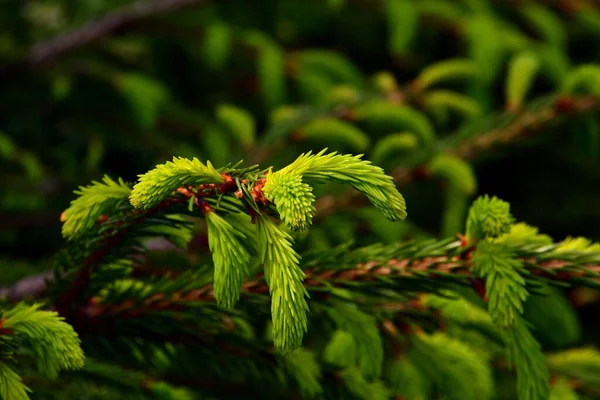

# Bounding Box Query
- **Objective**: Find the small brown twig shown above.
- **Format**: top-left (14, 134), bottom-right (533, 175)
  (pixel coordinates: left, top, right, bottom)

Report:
top-left (29, 0), bottom-right (206, 68)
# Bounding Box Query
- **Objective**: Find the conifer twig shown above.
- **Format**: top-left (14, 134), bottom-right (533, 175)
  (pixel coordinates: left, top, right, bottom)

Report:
top-left (314, 95), bottom-right (600, 221)
top-left (70, 248), bottom-right (600, 322)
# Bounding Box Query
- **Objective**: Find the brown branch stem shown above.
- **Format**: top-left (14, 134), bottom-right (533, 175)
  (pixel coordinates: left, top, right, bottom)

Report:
top-left (29, 0), bottom-right (206, 68)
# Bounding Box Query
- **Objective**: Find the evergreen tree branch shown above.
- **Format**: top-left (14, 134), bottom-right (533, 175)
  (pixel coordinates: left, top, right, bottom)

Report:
top-left (55, 196), bottom-right (191, 322)
top-left (55, 239), bottom-right (600, 331)
top-left (4, 236), bottom-right (600, 305)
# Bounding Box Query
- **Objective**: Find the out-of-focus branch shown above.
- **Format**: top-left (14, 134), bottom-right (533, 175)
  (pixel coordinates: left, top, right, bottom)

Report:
top-left (31, 0), bottom-right (206, 67)
top-left (0, 271), bottom-right (53, 302)
top-left (450, 96), bottom-right (600, 160)
top-left (3, 0), bottom-right (206, 73)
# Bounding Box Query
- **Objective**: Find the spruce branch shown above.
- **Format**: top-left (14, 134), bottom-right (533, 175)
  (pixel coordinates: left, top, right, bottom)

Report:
top-left (0, 362), bottom-right (30, 400)
top-left (61, 176), bottom-right (131, 240)
top-left (56, 194), bottom-right (192, 321)
top-left (205, 211), bottom-right (252, 309)
top-left (130, 157), bottom-right (224, 210)
top-left (256, 214), bottom-right (309, 354)
top-left (469, 199), bottom-right (550, 400)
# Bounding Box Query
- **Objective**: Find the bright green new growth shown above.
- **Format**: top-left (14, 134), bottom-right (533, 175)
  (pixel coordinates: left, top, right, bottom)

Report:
top-left (466, 195), bottom-right (514, 241)
top-left (2, 304), bottom-right (85, 379)
top-left (263, 172), bottom-right (316, 231)
top-left (279, 149), bottom-right (407, 222)
top-left (504, 318), bottom-right (550, 400)
top-left (493, 223), bottom-right (553, 247)
top-left (61, 175), bottom-right (131, 240)
top-left (256, 214), bottom-right (309, 354)
top-left (472, 242), bottom-right (528, 328)
top-left (0, 363), bottom-right (31, 400)
top-left (469, 196), bottom-right (549, 400)
top-left (205, 211), bottom-right (251, 309)
top-left (554, 236), bottom-right (600, 252)
top-left (57, 149), bottom-right (407, 356)
top-left (130, 156), bottom-right (223, 209)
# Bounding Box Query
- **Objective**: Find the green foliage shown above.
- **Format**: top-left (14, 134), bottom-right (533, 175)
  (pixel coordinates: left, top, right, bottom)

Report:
top-left (562, 65), bottom-right (600, 96)
top-left (466, 15), bottom-right (505, 84)
top-left (415, 59), bottom-right (478, 91)
top-left (466, 195), bottom-right (515, 242)
top-left (520, 3), bottom-right (565, 48)
top-left (494, 223), bottom-right (553, 247)
top-left (505, 318), bottom-right (551, 400)
top-left (3, 304), bottom-right (85, 378)
top-left (386, 356), bottom-right (428, 400)
top-left (472, 240), bottom-right (549, 400)
top-left (385, 0), bottom-right (418, 54)
top-left (146, 382), bottom-right (194, 400)
top-left (549, 377), bottom-right (578, 400)
top-left (421, 290), bottom-right (500, 344)
top-left (0, 362), bottom-right (30, 400)
top-left (62, 175), bottom-right (131, 240)
top-left (279, 150), bottom-right (407, 222)
top-left (546, 348), bottom-right (600, 387)
top-left (298, 118), bottom-right (370, 152)
top-left (354, 102), bottom-right (435, 145)
top-left (428, 154), bottom-right (477, 194)
top-left (523, 285), bottom-right (581, 349)
top-left (324, 330), bottom-right (357, 368)
top-left (281, 348), bottom-right (322, 398)
top-left (472, 241), bottom-right (527, 328)
top-left (205, 211), bottom-right (251, 309)
top-left (202, 21), bottom-right (232, 70)
top-left (295, 50), bottom-right (364, 88)
top-left (216, 104), bottom-right (256, 149)
top-left (423, 90), bottom-right (482, 119)
top-left (506, 52), bottom-right (540, 109)
top-left (411, 331), bottom-right (494, 400)
top-left (263, 172), bottom-right (316, 231)
top-left (246, 33), bottom-right (287, 109)
top-left (338, 367), bottom-right (390, 400)
top-left (256, 214), bottom-right (309, 353)
top-left (117, 73), bottom-right (169, 131)
top-left (323, 300), bottom-right (383, 379)
top-left (371, 132), bottom-right (418, 165)
top-left (5, 1), bottom-right (600, 399)
top-left (130, 157), bottom-right (223, 209)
